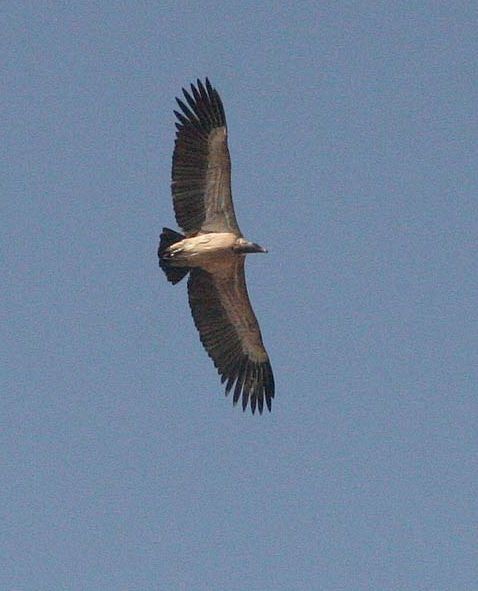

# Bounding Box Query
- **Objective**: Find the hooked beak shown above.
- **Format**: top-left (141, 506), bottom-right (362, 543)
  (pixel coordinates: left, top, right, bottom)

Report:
top-left (253, 243), bottom-right (268, 253)
top-left (233, 240), bottom-right (269, 254)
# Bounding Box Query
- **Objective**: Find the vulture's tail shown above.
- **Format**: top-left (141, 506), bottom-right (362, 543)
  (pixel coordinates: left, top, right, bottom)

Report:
top-left (158, 228), bottom-right (189, 285)
top-left (158, 227), bottom-right (184, 256)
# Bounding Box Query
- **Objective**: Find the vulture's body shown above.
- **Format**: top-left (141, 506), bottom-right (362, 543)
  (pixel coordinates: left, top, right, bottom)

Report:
top-left (158, 79), bottom-right (274, 414)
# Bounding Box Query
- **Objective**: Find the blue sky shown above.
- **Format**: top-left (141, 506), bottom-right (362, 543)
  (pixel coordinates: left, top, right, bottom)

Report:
top-left (2, 2), bottom-right (476, 590)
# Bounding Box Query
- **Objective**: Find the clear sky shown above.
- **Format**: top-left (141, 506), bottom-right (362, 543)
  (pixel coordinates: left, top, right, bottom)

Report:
top-left (2, 2), bottom-right (476, 590)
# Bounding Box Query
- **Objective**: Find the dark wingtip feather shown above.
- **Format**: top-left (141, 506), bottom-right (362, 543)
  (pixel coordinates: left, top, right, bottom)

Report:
top-left (222, 366), bottom-right (273, 414)
top-left (219, 357), bottom-right (274, 414)
top-left (250, 395), bottom-right (257, 415)
top-left (173, 79), bottom-right (225, 151)
top-left (233, 373), bottom-right (244, 406)
top-left (173, 109), bottom-right (190, 128)
top-left (257, 392), bottom-right (264, 415)
top-left (196, 78), bottom-right (206, 96)
top-left (176, 97), bottom-right (196, 121)
top-left (242, 386), bottom-right (250, 412)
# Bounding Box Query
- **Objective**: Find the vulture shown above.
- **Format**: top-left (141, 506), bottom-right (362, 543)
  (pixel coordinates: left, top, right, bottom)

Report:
top-left (158, 78), bottom-right (275, 414)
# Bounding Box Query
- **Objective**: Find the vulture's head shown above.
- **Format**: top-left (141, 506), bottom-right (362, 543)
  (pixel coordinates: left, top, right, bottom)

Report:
top-left (233, 238), bottom-right (268, 254)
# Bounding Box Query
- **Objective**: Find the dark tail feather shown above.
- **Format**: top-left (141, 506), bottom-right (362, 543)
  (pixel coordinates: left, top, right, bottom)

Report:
top-left (158, 227), bottom-right (189, 284)
top-left (158, 227), bottom-right (184, 257)
top-left (159, 260), bottom-right (190, 285)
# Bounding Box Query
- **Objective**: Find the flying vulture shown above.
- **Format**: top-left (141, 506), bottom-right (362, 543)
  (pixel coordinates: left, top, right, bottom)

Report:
top-left (158, 78), bottom-right (274, 414)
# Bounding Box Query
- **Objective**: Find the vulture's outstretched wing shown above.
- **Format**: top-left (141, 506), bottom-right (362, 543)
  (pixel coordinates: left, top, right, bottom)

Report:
top-left (187, 256), bottom-right (274, 414)
top-left (172, 79), bottom-right (241, 236)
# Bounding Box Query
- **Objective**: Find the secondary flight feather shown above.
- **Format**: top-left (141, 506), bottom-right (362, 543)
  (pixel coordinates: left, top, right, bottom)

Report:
top-left (158, 78), bottom-right (274, 414)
